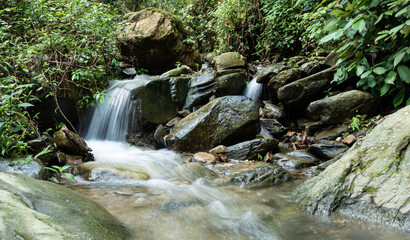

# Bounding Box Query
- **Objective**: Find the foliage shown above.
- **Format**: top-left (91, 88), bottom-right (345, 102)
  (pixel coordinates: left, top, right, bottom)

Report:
top-left (45, 165), bottom-right (75, 184)
top-left (0, 0), bottom-right (124, 157)
top-left (316, 0), bottom-right (410, 107)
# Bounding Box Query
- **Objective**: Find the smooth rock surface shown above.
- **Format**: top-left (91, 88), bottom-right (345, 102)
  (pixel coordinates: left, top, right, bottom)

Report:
top-left (230, 164), bottom-right (292, 187)
top-left (73, 162), bottom-right (149, 181)
top-left (213, 52), bottom-right (246, 70)
top-left (172, 162), bottom-right (218, 181)
top-left (227, 138), bottom-right (279, 161)
top-left (273, 151), bottom-right (320, 169)
top-left (308, 141), bottom-right (350, 160)
top-left (255, 63), bottom-right (290, 84)
top-left (0, 158), bottom-right (47, 180)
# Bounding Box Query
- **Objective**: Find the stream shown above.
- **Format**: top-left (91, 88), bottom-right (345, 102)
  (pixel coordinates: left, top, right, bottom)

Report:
top-left (72, 77), bottom-right (409, 240)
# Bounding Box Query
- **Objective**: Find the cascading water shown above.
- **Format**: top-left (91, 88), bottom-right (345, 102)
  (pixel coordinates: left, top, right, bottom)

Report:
top-left (244, 67), bottom-right (263, 101)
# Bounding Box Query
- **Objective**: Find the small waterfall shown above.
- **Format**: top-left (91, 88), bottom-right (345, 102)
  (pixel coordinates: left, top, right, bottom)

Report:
top-left (244, 68), bottom-right (263, 101)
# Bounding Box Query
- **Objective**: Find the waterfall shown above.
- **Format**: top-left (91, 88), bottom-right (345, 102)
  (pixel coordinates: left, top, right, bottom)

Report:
top-left (244, 68), bottom-right (263, 101)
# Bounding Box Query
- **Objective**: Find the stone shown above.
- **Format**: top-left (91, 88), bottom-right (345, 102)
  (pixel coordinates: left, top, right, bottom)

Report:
top-left (183, 71), bottom-right (216, 109)
top-left (0, 158), bottom-right (47, 180)
top-left (169, 77), bottom-right (191, 107)
top-left (273, 151), bottom-right (320, 169)
top-left (73, 162), bottom-right (149, 181)
top-left (300, 61), bottom-right (325, 76)
top-left (215, 69), bottom-right (247, 96)
top-left (307, 90), bottom-right (380, 124)
top-left (154, 124), bottom-right (167, 148)
top-left (172, 162), bottom-right (218, 181)
top-left (227, 138), bottom-right (279, 161)
top-left (293, 105), bottom-right (410, 230)
top-left (277, 67), bottom-right (335, 109)
top-left (160, 65), bottom-right (193, 79)
top-left (118, 8), bottom-right (201, 74)
top-left (165, 117), bottom-right (181, 128)
top-left (193, 152), bottom-right (216, 164)
top-left (122, 68), bottom-right (137, 77)
top-left (308, 140), bottom-right (350, 160)
top-left (261, 101), bottom-right (285, 119)
top-left (213, 52), bottom-right (246, 70)
top-left (260, 119), bottom-right (286, 136)
top-left (255, 63), bottom-right (290, 84)
top-left (166, 96), bottom-right (260, 151)
top-left (53, 128), bottom-right (87, 155)
top-left (209, 145), bottom-right (229, 158)
top-left (230, 164), bottom-right (292, 187)
top-left (314, 124), bottom-right (349, 142)
top-left (267, 68), bottom-right (301, 102)
top-left (27, 136), bottom-right (57, 165)
top-left (0, 172), bottom-right (131, 240)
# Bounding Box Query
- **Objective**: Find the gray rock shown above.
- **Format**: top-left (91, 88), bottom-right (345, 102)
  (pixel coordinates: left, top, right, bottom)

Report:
top-left (261, 101), bottom-right (285, 119)
top-left (267, 68), bottom-right (301, 102)
top-left (169, 77), bottom-right (191, 107)
top-left (73, 162), bottom-right (149, 181)
top-left (172, 162), bottom-right (218, 181)
top-left (308, 141), bottom-right (350, 160)
top-left (122, 68), bottom-right (136, 76)
top-left (0, 172), bottom-right (131, 239)
top-left (160, 65), bottom-right (193, 79)
top-left (166, 96), bottom-right (260, 151)
top-left (227, 138), bottom-right (279, 160)
top-left (53, 129), bottom-right (87, 155)
top-left (307, 90), bottom-right (380, 124)
top-left (260, 119), bottom-right (286, 135)
top-left (230, 164), bottom-right (292, 187)
top-left (0, 158), bottom-right (47, 180)
top-left (314, 124), bottom-right (349, 142)
top-left (27, 136), bottom-right (57, 165)
top-left (183, 71), bottom-right (216, 109)
top-left (277, 67), bottom-right (335, 108)
top-left (300, 61), bottom-right (324, 76)
top-left (293, 105), bottom-right (410, 230)
top-left (213, 52), bottom-right (246, 70)
top-left (215, 68), bottom-right (247, 96)
top-left (273, 151), bottom-right (320, 169)
top-left (255, 63), bottom-right (290, 84)
top-left (154, 124), bottom-right (167, 148)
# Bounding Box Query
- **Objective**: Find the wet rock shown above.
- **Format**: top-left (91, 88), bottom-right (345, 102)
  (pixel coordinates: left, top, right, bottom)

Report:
top-left (27, 136), bottom-right (57, 165)
top-left (0, 172), bottom-right (131, 240)
top-left (166, 96), bottom-right (260, 151)
top-left (296, 118), bottom-right (325, 135)
top-left (307, 90), bottom-right (380, 124)
top-left (165, 117), bottom-right (181, 128)
top-left (255, 63), bottom-right (290, 84)
top-left (213, 52), bottom-right (246, 70)
top-left (53, 129), bottom-right (87, 155)
top-left (183, 71), bottom-right (216, 109)
top-left (193, 152), bottom-right (216, 164)
top-left (277, 67), bottom-right (335, 109)
top-left (323, 49), bottom-right (340, 67)
top-left (308, 141), bottom-right (350, 160)
top-left (0, 157), bottom-right (47, 180)
top-left (227, 138), bottom-right (279, 161)
top-left (267, 68), bottom-right (301, 102)
top-left (160, 65), bottom-right (193, 79)
top-left (314, 125), bottom-right (349, 142)
top-left (215, 68), bottom-right (247, 96)
top-left (293, 105), bottom-right (410, 230)
top-left (230, 164), bottom-right (292, 187)
top-left (74, 162), bottom-right (149, 181)
top-left (169, 77), bottom-right (191, 107)
top-left (300, 61), bottom-right (325, 76)
top-left (154, 124), bottom-right (167, 148)
top-left (172, 162), bottom-right (218, 181)
top-left (209, 145), bottom-right (228, 157)
top-left (261, 101), bottom-right (285, 119)
top-left (260, 119), bottom-right (286, 136)
top-left (122, 68), bottom-right (136, 77)
top-left (273, 151), bottom-right (320, 169)
top-left (178, 109), bottom-right (190, 118)
top-left (118, 8), bottom-right (200, 74)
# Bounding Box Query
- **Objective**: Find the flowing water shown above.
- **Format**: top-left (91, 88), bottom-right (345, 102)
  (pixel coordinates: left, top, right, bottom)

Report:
top-left (74, 77), bottom-right (409, 240)
top-left (244, 71), bottom-right (263, 101)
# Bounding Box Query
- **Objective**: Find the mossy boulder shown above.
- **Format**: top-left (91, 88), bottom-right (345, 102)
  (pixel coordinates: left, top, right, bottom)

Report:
top-left (293, 105), bottom-right (410, 230)
top-left (0, 171), bottom-right (131, 239)
top-left (213, 52), bottom-right (246, 70)
top-left (166, 96), bottom-right (260, 151)
top-left (118, 8), bottom-right (201, 74)
top-left (53, 128), bottom-right (87, 155)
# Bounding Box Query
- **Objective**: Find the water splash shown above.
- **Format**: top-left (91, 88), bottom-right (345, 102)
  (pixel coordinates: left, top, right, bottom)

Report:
top-left (244, 68), bottom-right (263, 101)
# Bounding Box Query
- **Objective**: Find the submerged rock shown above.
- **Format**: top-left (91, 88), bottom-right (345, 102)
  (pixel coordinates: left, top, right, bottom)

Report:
top-left (0, 172), bottom-right (131, 239)
top-left (73, 162), bottom-right (149, 181)
top-left (172, 162), bottom-right (218, 181)
top-left (227, 138), bottom-right (279, 161)
top-left (293, 105), bottom-right (410, 230)
top-left (166, 96), bottom-right (260, 151)
top-left (307, 90), bottom-right (380, 124)
top-left (230, 164), bottom-right (292, 187)
top-left (118, 8), bottom-right (200, 74)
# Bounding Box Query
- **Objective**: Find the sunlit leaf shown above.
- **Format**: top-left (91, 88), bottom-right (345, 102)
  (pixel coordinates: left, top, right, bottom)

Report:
top-left (397, 65), bottom-right (410, 83)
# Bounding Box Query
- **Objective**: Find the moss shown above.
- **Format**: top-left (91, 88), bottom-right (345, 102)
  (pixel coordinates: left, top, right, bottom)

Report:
top-left (364, 186), bottom-right (377, 194)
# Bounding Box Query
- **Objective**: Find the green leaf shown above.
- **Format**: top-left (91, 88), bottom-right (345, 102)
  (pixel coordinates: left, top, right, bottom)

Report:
top-left (361, 70), bottom-right (373, 79)
top-left (319, 29), bottom-right (344, 44)
top-left (333, 9), bottom-right (346, 17)
top-left (375, 13), bottom-right (384, 25)
top-left (394, 52), bottom-right (406, 68)
top-left (375, 34), bottom-right (388, 42)
top-left (367, 76), bottom-right (377, 88)
top-left (356, 65), bottom-right (366, 76)
top-left (44, 167), bottom-right (59, 173)
top-left (393, 88), bottom-right (405, 108)
top-left (380, 83), bottom-right (390, 96)
top-left (373, 67), bottom-right (387, 75)
top-left (18, 103), bottom-right (34, 108)
top-left (397, 65), bottom-right (410, 83)
top-left (395, 7), bottom-right (408, 17)
top-left (385, 71), bottom-right (397, 84)
top-left (389, 24), bottom-right (405, 35)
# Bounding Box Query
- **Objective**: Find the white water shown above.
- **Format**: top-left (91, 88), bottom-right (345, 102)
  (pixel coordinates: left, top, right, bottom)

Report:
top-left (244, 69), bottom-right (263, 101)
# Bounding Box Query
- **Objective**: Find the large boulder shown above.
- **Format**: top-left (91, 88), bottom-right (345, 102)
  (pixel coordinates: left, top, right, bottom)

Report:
top-left (306, 90), bottom-right (380, 124)
top-left (215, 69), bottom-right (247, 96)
top-left (267, 68), bottom-right (301, 102)
top-left (0, 171), bottom-right (131, 239)
top-left (255, 63), bottom-right (290, 84)
top-left (227, 138), bottom-right (279, 160)
top-left (166, 96), bottom-right (260, 151)
top-left (213, 52), bottom-right (246, 71)
top-left (183, 71), bottom-right (216, 109)
top-left (0, 158), bottom-right (47, 180)
top-left (293, 105), bottom-right (410, 230)
top-left (230, 164), bottom-right (292, 187)
top-left (118, 8), bottom-right (201, 74)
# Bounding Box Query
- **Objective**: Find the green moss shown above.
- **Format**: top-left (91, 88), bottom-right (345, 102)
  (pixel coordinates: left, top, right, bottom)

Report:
top-left (364, 186), bottom-right (377, 194)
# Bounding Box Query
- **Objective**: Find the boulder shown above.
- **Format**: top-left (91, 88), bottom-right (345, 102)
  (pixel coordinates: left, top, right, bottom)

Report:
top-left (215, 69), bottom-right (247, 96)
top-left (307, 90), bottom-right (380, 124)
top-left (260, 119), bottom-right (286, 136)
top-left (230, 165), bottom-right (292, 187)
top-left (277, 67), bottom-right (335, 109)
top-left (255, 63), bottom-right (290, 84)
top-left (300, 61), bottom-right (325, 76)
top-left (53, 129), bottom-right (87, 155)
top-left (260, 101), bottom-right (285, 119)
top-left (0, 158), bottom-right (47, 180)
top-left (209, 145), bottom-right (229, 158)
top-left (227, 138), bottom-right (279, 160)
top-left (308, 140), bottom-right (350, 160)
top-left (169, 77), bottom-right (191, 108)
top-left (0, 172), bottom-right (131, 239)
top-left (213, 52), bottom-right (246, 70)
top-left (273, 151), bottom-right (320, 169)
top-left (193, 152), bottom-right (216, 164)
top-left (293, 105), bottom-right (410, 229)
top-left (183, 71), bottom-right (216, 109)
top-left (118, 8), bottom-right (201, 74)
top-left (166, 96), bottom-right (260, 151)
top-left (27, 136), bottom-right (57, 165)
top-left (172, 162), bottom-right (218, 181)
top-left (160, 65), bottom-right (193, 79)
top-left (314, 124), bottom-right (349, 142)
top-left (73, 162), bottom-right (149, 181)
top-left (267, 68), bottom-right (301, 102)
